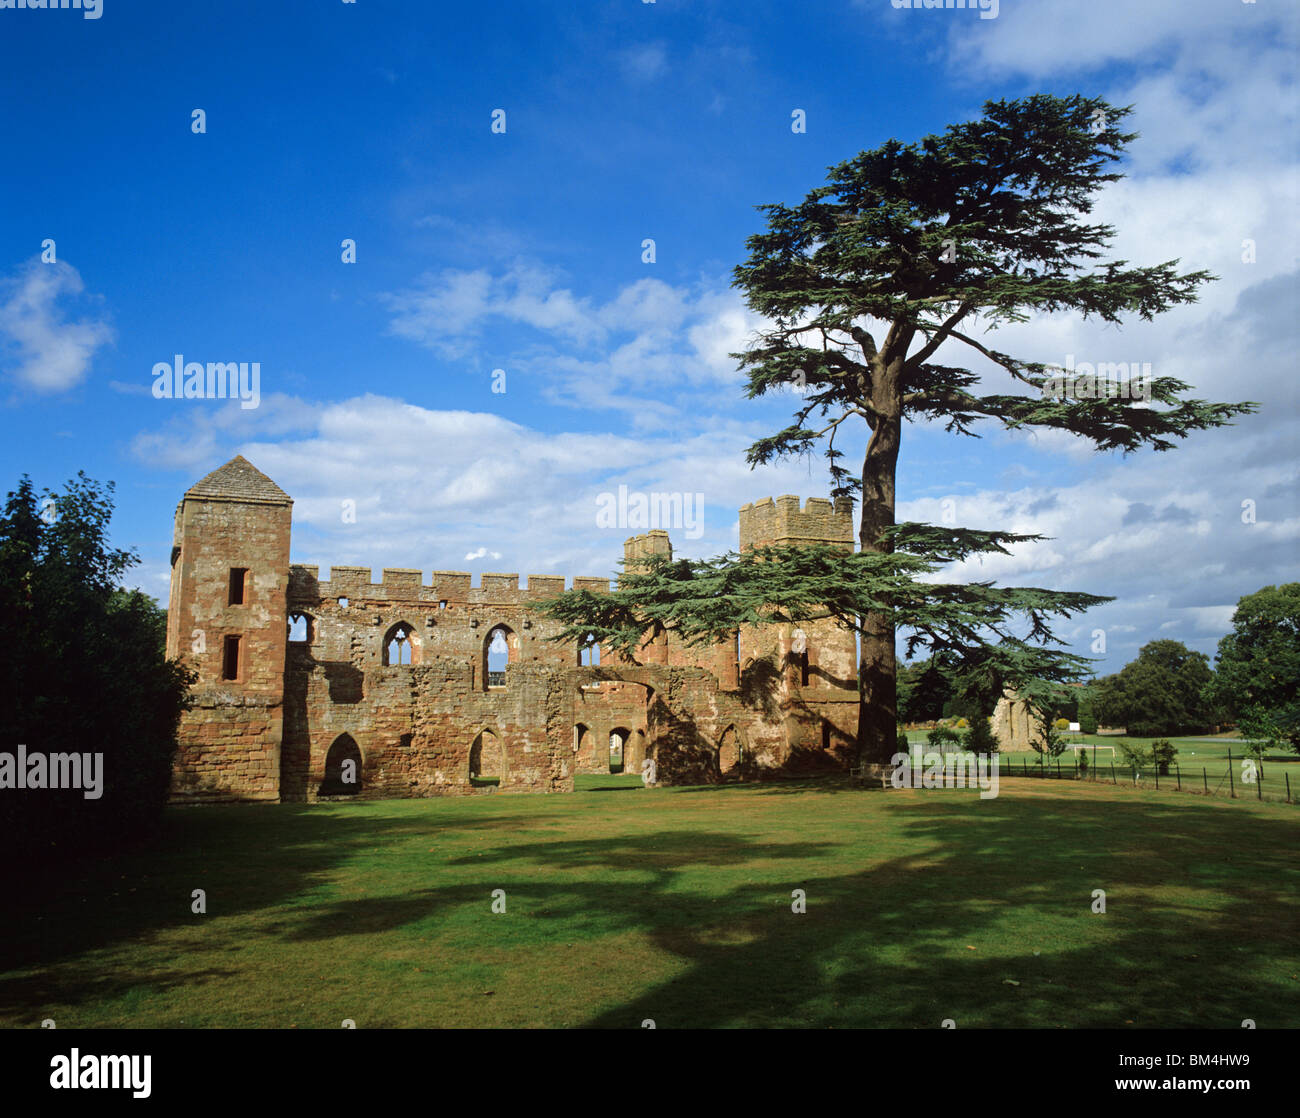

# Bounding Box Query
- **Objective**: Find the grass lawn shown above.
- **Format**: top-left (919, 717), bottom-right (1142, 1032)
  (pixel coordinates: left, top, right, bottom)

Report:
top-left (3, 776), bottom-right (1297, 1029)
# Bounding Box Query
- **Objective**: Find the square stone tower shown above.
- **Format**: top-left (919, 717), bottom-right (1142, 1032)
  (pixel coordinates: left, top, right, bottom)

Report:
top-left (738, 495), bottom-right (859, 758)
top-left (166, 456), bottom-right (292, 801)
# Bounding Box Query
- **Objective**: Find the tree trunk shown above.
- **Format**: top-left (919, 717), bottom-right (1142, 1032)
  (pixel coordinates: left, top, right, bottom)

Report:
top-left (857, 357), bottom-right (904, 765)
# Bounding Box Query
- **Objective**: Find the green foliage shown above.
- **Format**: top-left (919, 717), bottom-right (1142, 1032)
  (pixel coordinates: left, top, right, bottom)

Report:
top-left (1116, 740), bottom-right (1149, 768)
top-left (1032, 718), bottom-right (1069, 759)
top-left (897, 658), bottom-right (946, 723)
top-left (896, 728), bottom-right (911, 754)
top-left (1205, 583), bottom-right (1300, 755)
top-left (1077, 685), bottom-right (1099, 734)
top-left (1151, 739), bottom-right (1178, 775)
top-left (964, 715), bottom-right (998, 755)
top-left (1093, 640), bottom-right (1218, 737)
top-left (927, 727), bottom-right (962, 751)
top-left (1054, 717), bottom-right (1070, 730)
top-left (1115, 739), bottom-right (1176, 774)
top-left (533, 94), bottom-right (1255, 764)
top-left (0, 473), bottom-right (195, 870)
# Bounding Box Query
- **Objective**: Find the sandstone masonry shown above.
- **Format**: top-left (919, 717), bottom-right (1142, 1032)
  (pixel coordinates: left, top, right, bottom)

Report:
top-left (166, 458), bottom-right (868, 803)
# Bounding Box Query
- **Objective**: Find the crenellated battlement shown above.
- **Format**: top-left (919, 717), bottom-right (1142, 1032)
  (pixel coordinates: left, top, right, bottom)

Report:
top-left (738, 494), bottom-right (855, 552)
top-left (288, 564), bottom-right (610, 606)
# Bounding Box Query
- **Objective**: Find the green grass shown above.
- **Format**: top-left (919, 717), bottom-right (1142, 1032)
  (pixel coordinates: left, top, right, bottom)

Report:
top-left (906, 731), bottom-right (1300, 802)
top-left (2, 777), bottom-right (1297, 1028)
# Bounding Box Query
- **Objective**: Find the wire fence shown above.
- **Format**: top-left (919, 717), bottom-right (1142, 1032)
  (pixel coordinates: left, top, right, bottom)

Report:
top-left (992, 748), bottom-right (1296, 805)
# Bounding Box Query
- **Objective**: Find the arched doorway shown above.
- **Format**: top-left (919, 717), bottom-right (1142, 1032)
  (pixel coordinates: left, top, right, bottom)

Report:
top-left (469, 729), bottom-right (505, 787)
top-left (719, 726), bottom-right (741, 775)
top-left (609, 728), bottom-right (629, 774)
top-left (321, 733), bottom-right (362, 796)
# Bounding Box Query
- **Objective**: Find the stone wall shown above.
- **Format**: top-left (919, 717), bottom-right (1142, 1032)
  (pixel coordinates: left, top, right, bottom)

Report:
top-left (165, 457), bottom-right (870, 803)
top-left (992, 691), bottom-right (1043, 751)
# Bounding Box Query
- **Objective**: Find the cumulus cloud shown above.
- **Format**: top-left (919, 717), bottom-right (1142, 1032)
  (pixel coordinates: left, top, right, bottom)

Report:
top-left (0, 259), bottom-right (113, 393)
top-left (380, 264), bottom-right (765, 427)
top-left (131, 393), bottom-right (836, 585)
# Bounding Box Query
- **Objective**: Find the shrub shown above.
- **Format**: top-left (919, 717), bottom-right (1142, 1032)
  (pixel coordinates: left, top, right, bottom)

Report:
top-left (964, 716), bottom-right (998, 755)
top-left (1151, 738), bottom-right (1178, 775)
top-left (1117, 740), bottom-right (1151, 769)
top-left (897, 728), bottom-right (911, 754)
top-left (1032, 718), bottom-right (1069, 759)
top-left (955, 717), bottom-right (969, 729)
top-left (1054, 717), bottom-right (1070, 730)
top-left (927, 727), bottom-right (961, 752)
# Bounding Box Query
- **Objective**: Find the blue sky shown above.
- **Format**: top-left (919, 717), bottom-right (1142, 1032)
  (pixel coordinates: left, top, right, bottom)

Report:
top-left (1, 0), bottom-right (1296, 675)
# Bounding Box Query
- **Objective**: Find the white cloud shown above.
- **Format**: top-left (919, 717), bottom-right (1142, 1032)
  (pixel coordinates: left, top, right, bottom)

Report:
top-left (619, 42), bottom-right (668, 82)
top-left (0, 259), bottom-right (113, 393)
top-left (381, 264), bottom-right (767, 427)
top-left (131, 393), bottom-right (845, 582)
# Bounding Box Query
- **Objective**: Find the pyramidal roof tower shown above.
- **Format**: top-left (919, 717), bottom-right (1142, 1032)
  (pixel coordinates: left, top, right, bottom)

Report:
top-left (183, 454), bottom-right (292, 506)
top-left (167, 456), bottom-right (293, 802)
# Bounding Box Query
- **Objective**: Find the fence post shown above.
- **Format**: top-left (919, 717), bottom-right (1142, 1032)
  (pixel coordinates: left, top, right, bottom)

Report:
top-left (1056, 758), bottom-right (1061, 779)
top-left (1287, 772), bottom-right (1292, 804)
top-left (1154, 763), bottom-right (1159, 791)
top-left (1110, 762), bottom-right (1116, 785)
top-left (1227, 748), bottom-right (1235, 799)
top-left (1203, 766), bottom-right (1208, 794)
top-left (1258, 768), bottom-right (1263, 801)
top-left (1176, 763), bottom-right (1181, 792)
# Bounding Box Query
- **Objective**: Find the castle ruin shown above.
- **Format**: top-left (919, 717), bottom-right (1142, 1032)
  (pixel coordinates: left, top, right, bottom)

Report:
top-left (165, 457), bottom-right (865, 802)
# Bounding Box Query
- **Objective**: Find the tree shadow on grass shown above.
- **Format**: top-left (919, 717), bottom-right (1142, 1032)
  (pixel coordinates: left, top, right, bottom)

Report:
top-left (0, 803), bottom-right (513, 986)
top-left (269, 793), bottom-right (1300, 1028)
top-left (5, 788), bottom-right (1297, 1029)
top-left (568, 794), bottom-right (1300, 1028)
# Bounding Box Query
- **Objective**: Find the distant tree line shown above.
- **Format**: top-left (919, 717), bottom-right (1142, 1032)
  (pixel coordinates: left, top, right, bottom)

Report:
top-left (897, 583), bottom-right (1300, 752)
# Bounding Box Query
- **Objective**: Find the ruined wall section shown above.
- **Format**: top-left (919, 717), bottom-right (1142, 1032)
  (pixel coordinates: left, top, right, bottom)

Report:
top-left (283, 566), bottom-right (623, 799)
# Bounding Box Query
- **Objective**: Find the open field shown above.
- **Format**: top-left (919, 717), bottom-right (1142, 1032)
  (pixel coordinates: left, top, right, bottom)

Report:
top-left (904, 731), bottom-right (1300, 802)
top-left (3, 777), bottom-right (1297, 1029)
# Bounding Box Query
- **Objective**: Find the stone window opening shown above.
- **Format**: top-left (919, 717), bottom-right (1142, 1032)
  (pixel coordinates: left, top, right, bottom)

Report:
top-left (288, 612), bottom-right (312, 644)
top-left (484, 625), bottom-right (515, 689)
top-left (221, 634), bottom-right (241, 681)
top-left (439, 600), bottom-right (448, 610)
top-left (574, 723), bottom-right (588, 754)
top-left (790, 628), bottom-right (810, 687)
top-left (383, 622), bottom-right (418, 666)
top-left (228, 567), bottom-right (248, 606)
top-left (579, 633), bottom-right (601, 689)
top-left (338, 597), bottom-right (349, 609)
